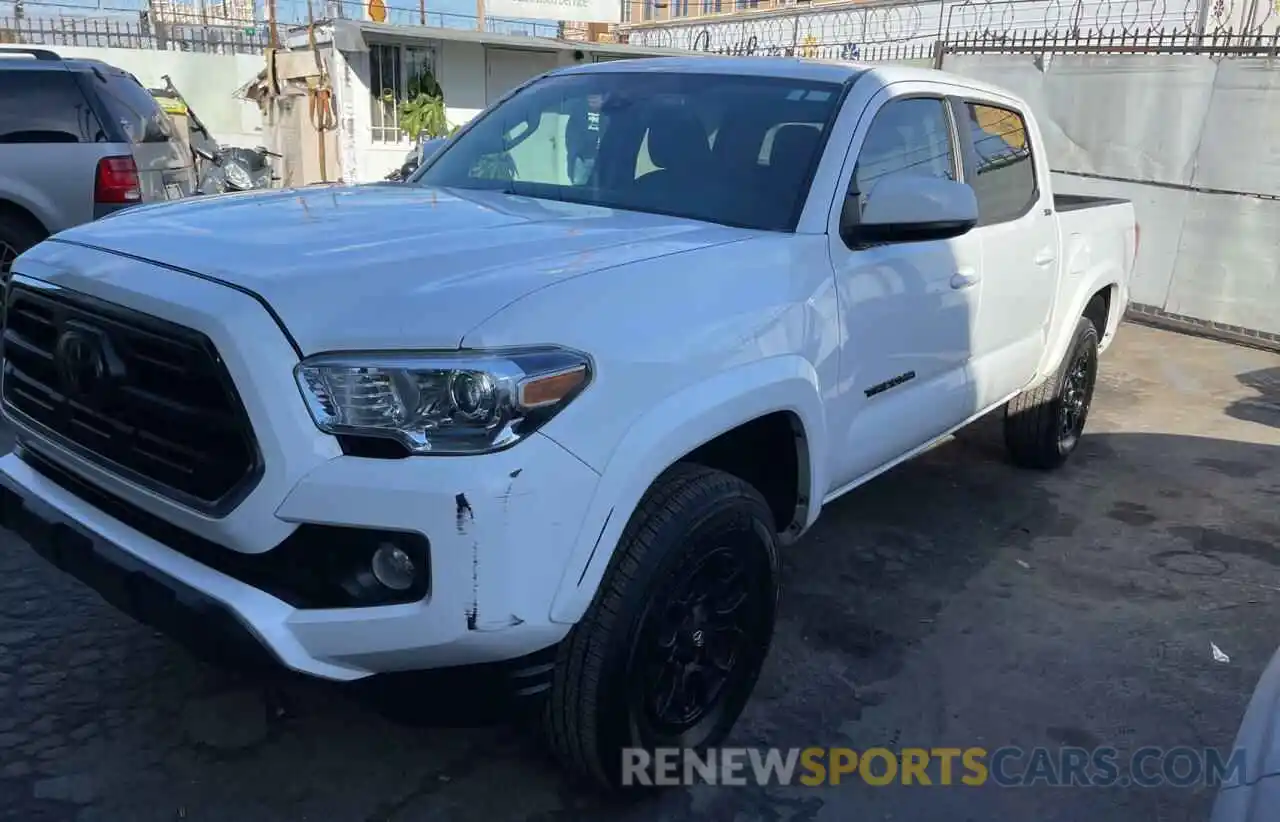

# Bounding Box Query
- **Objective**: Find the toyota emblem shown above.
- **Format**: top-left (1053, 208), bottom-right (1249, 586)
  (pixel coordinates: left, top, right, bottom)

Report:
top-left (54, 327), bottom-right (112, 400)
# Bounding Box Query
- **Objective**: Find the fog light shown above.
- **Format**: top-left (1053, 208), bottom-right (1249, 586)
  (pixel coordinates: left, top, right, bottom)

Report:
top-left (371, 543), bottom-right (416, 591)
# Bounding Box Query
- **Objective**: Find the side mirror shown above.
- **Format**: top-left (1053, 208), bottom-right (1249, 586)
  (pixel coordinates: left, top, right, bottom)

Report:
top-left (842, 176), bottom-right (978, 245)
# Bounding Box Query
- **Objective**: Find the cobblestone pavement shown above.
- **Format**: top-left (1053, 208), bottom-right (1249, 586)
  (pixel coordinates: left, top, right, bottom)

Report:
top-left (2, 323), bottom-right (1280, 822)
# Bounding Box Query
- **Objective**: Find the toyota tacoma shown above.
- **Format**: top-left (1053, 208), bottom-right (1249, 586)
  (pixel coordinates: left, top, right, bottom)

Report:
top-left (0, 57), bottom-right (1136, 788)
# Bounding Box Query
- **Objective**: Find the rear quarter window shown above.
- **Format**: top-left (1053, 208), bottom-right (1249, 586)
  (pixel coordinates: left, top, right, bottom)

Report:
top-left (0, 69), bottom-right (103, 144)
top-left (90, 69), bottom-right (177, 145)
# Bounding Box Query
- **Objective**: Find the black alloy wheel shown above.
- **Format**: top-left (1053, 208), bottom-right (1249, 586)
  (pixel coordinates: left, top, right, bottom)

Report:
top-left (627, 537), bottom-right (773, 748)
top-left (1058, 341), bottom-right (1097, 453)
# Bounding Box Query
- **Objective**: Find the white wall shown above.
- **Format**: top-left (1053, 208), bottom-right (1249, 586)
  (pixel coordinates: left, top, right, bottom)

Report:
top-left (441, 38), bottom-right (489, 127)
top-left (339, 39), bottom-right (592, 183)
top-left (52, 46), bottom-right (265, 147)
top-left (338, 46), bottom-right (408, 183)
top-left (946, 52), bottom-right (1280, 337)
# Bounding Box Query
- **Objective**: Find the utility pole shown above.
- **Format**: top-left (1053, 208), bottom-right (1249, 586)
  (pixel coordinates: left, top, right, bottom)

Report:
top-left (419, 0), bottom-right (425, 24)
top-left (476, 0), bottom-right (485, 31)
top-left (268, 0), bottom-right (279, 48)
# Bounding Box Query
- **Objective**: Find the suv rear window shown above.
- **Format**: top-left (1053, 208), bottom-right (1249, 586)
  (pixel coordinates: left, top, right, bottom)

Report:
top-left (90, 68), bottom-right (176, 144)
top-left (0, 69), bottom-right (102, 144)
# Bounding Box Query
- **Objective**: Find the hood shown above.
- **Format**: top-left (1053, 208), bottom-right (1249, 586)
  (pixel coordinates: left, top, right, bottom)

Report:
top-left (52, 184), bottom-right (754, 354)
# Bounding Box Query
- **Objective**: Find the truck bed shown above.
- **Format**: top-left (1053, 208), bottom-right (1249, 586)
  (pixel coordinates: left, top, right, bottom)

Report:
top-left (1054, 193), bottom-right (1130, 213)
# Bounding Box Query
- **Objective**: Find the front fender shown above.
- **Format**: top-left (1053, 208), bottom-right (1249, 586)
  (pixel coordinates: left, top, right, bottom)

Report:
top-left (548, 355), bottom-right (826, 626)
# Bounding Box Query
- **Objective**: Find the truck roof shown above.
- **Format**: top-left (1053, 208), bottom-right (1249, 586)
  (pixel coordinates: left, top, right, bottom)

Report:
top-left (552, 55), bottom-right (868, 84)
top-left (552, 56), bottom-right (1024, 104)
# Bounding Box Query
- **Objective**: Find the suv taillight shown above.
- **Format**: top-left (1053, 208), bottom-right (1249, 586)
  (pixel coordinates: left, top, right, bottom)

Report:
top-left (94, 156), bottom-right (141, 204)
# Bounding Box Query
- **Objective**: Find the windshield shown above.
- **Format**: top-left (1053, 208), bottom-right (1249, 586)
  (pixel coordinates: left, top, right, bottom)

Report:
top-left (92, 69), bottom-right (176, 144)
top-left (416, 71), bottom-right (844, 232)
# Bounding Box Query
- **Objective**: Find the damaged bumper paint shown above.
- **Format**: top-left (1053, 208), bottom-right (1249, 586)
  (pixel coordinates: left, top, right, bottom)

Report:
top-left (0, 432), bottom-right (600, 681)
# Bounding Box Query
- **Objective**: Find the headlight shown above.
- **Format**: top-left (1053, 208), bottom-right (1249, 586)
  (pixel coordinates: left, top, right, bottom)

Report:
top-left (223, 160), bottom-right (253, 189)
top-left (294, 347), bottom-right (591, 455)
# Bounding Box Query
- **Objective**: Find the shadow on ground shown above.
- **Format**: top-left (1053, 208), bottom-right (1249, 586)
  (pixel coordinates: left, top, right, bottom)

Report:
top-left (1227, 367), bottom-right (1280, 430)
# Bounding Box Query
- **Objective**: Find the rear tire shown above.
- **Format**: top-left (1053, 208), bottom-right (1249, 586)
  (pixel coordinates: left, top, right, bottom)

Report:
top-left (543, 463), bottom-right (780, 791)
top-left (1003, 315), bottom-right (1100, 470)
top-left (0, 210), bottom-right (46, 277)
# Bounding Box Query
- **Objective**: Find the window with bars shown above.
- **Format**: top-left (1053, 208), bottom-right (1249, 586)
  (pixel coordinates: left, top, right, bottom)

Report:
top-left (369, 42), bottom-right (438, 143)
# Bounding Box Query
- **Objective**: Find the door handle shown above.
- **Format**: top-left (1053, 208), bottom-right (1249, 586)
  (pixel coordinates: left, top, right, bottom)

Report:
top-left (950, 268), bottom-right (980, 289)
top-left (1034, 248), bottom-right (1056, 267)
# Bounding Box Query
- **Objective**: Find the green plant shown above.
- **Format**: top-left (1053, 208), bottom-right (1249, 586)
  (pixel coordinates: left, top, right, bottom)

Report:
top-left (386, 67), bottom-right (449, 141)
top-left (470, 152), bottom-right (516, 182)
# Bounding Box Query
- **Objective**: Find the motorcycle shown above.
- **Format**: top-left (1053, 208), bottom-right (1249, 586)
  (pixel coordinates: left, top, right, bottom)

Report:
top-left (193, 144), bottom-right (281, 194)
top-left (157, 74), bottom-right (279, 195)
top-left (384, 136), bottom-right (447, 182)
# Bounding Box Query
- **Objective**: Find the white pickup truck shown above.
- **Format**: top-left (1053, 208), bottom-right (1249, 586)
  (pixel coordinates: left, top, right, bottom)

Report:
top-left (0, 57), bottom-right (1135, 787)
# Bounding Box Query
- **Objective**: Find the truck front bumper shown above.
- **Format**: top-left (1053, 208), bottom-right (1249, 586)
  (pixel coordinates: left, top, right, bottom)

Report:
top-left (0, 465), bottom-right (281, 672)
top-left (0, 429), bottom-right (601, 683)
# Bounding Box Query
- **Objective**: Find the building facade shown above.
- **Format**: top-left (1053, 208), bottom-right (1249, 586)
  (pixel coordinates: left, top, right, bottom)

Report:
top-left (150, 0), bottom-right (256, 25)
top-left (560, 21), bottom-right (620, 41)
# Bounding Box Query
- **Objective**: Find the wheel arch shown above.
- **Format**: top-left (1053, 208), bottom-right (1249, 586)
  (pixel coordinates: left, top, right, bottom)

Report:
top-left (1083, 282), bottom-right (1120, 349)
top-left (548, 356), bottom-right (826, 626)
top-left (0, 197), bottom-right (50, 238)
top-left (1038, 276), bottom-right (1121, 381)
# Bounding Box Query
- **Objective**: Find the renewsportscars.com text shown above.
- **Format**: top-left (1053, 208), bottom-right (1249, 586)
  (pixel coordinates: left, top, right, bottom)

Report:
top-left (621, 746), bottom-right (1248, 788)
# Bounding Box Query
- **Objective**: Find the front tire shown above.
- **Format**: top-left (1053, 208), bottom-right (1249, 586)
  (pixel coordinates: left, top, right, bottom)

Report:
top-left (1003, 315), bottom-right (1100, 470)
top-left (543, 463), bottom-right (780, 790)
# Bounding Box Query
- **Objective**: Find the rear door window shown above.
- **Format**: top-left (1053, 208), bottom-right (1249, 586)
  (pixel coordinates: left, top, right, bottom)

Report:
top-left (958, 102), bottom-right (1038, 225)
top-left (91, 69), bottom-right (176, 145)
top-left (0, 69), bottom-right (102, 144)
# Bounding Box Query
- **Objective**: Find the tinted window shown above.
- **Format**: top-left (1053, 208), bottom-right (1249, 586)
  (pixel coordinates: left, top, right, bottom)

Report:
top-left (0, 69), bottom-right (101, 144)
top-left (91, 68), bottom-right (175, 144)
top-left (962, 103), bottom-right (1037, 225)
top-left (849, 97), bottom-right (955, 218)
top-left (758, 122), bottom-right (823, 164)
top-left (418, 72), bottom-right (843, 232)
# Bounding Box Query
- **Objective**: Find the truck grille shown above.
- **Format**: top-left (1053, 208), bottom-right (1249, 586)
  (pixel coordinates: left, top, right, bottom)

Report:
top-left (1, 282), bottom-right (261, 515)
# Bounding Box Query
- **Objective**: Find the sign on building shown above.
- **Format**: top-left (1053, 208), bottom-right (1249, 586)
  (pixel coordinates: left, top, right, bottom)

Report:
top-left (486, 0), bottom-right (622, 24)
